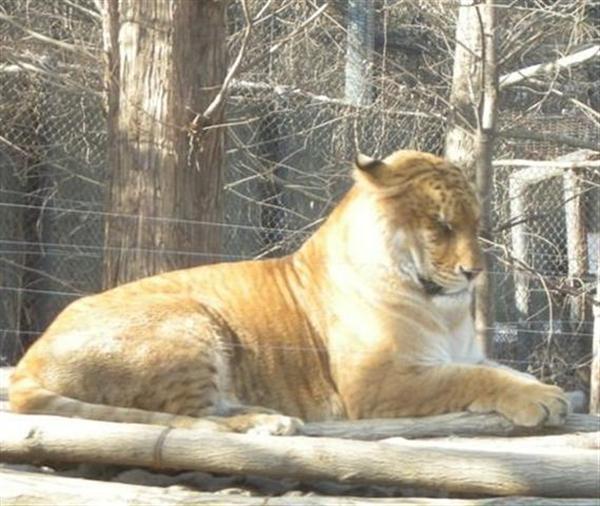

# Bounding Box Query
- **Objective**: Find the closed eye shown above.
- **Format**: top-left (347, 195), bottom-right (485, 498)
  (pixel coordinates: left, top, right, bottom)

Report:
top-left (436, 219), bottom-right (453, 234)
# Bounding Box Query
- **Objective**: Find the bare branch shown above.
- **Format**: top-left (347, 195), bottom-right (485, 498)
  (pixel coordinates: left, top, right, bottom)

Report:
top-left (229, 79), bottom-right (444, 120)
top-left (0, 13), bottom-right (97, 59)
top-left (201, 0), bottom-right (252, 122)
top-left (60, 0), bottom-right (102, 20)
top-left (268, 3), bottom-right (329, 55)
top-left (499, 44), bottom-right (600, 89)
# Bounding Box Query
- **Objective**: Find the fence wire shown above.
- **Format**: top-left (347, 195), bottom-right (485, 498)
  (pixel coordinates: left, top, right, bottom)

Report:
top-left (0, 0), bottom-right (598, 398)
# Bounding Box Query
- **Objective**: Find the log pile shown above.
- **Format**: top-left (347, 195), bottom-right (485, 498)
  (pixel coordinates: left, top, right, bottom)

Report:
top-left (1, 409), bottom-right (598, 505)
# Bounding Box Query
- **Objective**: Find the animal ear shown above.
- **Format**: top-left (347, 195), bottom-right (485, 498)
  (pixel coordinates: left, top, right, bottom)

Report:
top-left (353, 152), bottom-right (387, 187)
top-left (355, 153), bottom-right (384, 172)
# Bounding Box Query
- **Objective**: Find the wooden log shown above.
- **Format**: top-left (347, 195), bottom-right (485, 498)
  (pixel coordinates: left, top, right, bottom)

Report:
top-left (1, 469), bottom-right (597, 506)
top-left (384, 432), bottom-right (599, 452)
top-left (2, 469), bottom-right (597, 506)
top-left (301, 411), bottom-right (598, 440)
top-left (1, 412), bottom-right (598, 498)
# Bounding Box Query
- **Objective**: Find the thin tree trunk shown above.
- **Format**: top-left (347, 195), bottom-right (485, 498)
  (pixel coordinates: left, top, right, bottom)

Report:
top-left (345, 0), bottom-right (374, 106)
top-left (445, 1), bottom-right (481, 177)
top-left (473, 0), bottom-right (498, 357)
top-left (102, 0), bottom-right (226, 288)
top-left (445, 0), bottom-right (498, 356)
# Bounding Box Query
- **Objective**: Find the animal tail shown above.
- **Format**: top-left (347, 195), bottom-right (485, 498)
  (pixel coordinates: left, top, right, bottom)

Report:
top-left (8, 369), bottom-right (218, 429)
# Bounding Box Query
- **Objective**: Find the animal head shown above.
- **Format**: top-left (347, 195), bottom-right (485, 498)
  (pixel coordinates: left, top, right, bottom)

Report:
top-left (352, 150), bottom-right (483, 296)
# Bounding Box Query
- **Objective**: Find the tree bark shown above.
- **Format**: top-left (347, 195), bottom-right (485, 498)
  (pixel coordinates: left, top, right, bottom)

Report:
top-left (102, 0), bottom-right (226, 288)
top-left (444, 0), bottom-right (498, 355)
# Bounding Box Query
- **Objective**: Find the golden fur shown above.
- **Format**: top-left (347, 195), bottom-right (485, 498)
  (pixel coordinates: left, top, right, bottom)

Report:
top-left (10, 150), bottom-right (568, 433)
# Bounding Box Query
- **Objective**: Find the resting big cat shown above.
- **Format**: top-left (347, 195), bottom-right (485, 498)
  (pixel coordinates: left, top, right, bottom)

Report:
top-left (10, 150), bottom-right (568, 434)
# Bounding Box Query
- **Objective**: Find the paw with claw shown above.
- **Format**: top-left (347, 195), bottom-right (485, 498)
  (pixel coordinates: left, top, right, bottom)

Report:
top-left (470, 380), bottom-right (569, 428)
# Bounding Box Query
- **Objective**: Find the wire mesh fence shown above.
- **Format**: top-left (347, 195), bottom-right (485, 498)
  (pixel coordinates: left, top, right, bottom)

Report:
top-left (0, 0), bottom-right (598, 399)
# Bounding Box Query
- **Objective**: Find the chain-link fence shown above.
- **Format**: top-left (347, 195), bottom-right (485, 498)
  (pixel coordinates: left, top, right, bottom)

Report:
top-left (1, 0), bottom-right (106, 360)
top-left (1, 1), bottom-right (598, 398)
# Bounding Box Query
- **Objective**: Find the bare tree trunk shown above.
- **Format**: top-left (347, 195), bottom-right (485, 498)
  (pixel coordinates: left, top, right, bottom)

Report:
top-left (102, 0), bottom-right (226, 288)
top-left (345, 0), bottom-right (374, 106)
top-left (445, 0), bottom-right (498, 356)
top-left (445, 2), bottom-right (480, 177)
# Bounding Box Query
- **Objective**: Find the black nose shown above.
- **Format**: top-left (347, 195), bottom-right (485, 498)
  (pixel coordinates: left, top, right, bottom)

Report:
top-left (460, 267), bottom-right (482, 281)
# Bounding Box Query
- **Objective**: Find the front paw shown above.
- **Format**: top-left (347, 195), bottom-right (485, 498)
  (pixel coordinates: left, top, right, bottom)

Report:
top-left (471, 381), bottom-right (569, 427)
top-left (244, 414), bottom-right (304, 436)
